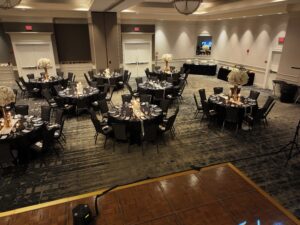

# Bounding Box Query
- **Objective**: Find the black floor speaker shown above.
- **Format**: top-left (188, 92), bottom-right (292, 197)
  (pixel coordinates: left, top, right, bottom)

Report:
top-left (72, 204), bottom-right (93, 225)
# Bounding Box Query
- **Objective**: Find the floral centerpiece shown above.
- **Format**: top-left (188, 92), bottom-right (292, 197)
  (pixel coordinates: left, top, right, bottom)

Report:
top-left (37, 58), bottom-right (51, 80)
top-left (202, 45), bottom-right (210, 55)
top-left (104, 68), bottom-right (111, 78)
top-left (0, 86), bottom-right (16, 128)
top-left (228, 68), bottom-right (249, 101)
top-left (162, 54), bottom-right (173, 72)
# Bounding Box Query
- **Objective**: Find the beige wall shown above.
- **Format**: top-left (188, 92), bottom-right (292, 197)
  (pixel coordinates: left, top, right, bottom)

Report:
top-left (277, 12), bottom-right (300, 85)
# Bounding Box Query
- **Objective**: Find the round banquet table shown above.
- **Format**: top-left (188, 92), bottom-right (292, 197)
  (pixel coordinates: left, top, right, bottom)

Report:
top-left (138, 80), bottom-right (173, 98)
top-left (108, 101), bottom-right (163, 144)
top-left (93, 73), bottom-right (124, 89)
top-left (208, 94), bottom-right (258, 126)
top-left (28, 76), bottom-right (64, 93)
top-left (58, 86), bottom-right (99, 106)
top-left (0, 114), bottom-right (46, 163)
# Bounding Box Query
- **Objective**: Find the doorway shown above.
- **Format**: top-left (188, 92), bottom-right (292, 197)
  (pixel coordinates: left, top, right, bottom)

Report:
top-left (264, 49), bottom-right (282, 90)
top-left (122, 34), bottom-right (153, 77)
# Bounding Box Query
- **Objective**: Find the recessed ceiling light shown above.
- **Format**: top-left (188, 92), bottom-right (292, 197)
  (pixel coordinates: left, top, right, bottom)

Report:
top-left (193, 11), bottom-right (207, 15)
top-left (258, 14), bottom-right (263, 16)
top-left (14, 5), bottom-right (32, 9)
top-left (277, 12), bottom-right (283, 14)
top-left (243, 16), bottom-right (247, 18)
top-left (121, 9), bottom-right (136, 13)
top-left (73, 7), bottom-right (88, 11)
top-left (272, 0), bottom-right (286, 2)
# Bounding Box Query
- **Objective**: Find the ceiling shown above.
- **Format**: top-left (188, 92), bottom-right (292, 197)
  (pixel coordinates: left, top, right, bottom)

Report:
top-left (0, 0), bottom-right (300, 21)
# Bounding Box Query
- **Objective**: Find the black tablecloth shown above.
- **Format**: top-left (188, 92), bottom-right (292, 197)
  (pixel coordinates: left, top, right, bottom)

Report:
top-left (217, 67), bottom-right (255, 86)
top-left (183, 63), bottom-right (217, 76)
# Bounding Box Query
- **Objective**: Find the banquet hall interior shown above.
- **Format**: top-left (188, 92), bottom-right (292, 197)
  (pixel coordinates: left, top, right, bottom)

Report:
top-left (0, 0), bottom-right (300, 224)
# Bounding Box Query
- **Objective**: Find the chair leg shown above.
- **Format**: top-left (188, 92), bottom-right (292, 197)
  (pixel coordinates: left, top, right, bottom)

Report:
top-left (222, 121), bottom-right (225, 132)
top-left (235, 124), bottom-right (239, 135)
top-left (113, 139), bottom-right (115, 151)
top-left (104, 136), bottom-right (107, 149)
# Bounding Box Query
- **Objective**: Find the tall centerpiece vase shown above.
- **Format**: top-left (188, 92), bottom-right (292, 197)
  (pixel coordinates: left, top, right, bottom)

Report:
top-left (44, 67), bottom-right (49, 80)
top-left (1, 107), bottom-right (11, 128)
top-left (164, 60), bottom-right (170, 72)
top-left (232, 85), bottom-right (239, 101)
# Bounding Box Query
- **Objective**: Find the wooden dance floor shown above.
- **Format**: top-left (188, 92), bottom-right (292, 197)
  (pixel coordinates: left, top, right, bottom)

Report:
top-left (0, 163), bottom-right (299, 225)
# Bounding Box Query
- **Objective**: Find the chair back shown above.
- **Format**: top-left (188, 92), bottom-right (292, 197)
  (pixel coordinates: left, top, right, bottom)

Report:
top-left (41, 88), bottom-right (53, 101)
top-left (19, 76), bottom-right (27, 86)
top-left (90, 109), bottom-right (102, 133)
top-left (155, 89), bottom-right (165, 99)
top-left (201, 100), bottom-right (210, 117)
top-left (193, 93), bottom-right (200, 108)
top-left (264, 101), bottom-right (276, 117)
top-left (54, 85), bottom-right (63, 95)
top-left (166, 77), bottom-right (173, 83)
top-left (41, 105), bottom-right (51, 122)
top-left (225, 107), bottom-right (239, 123)
top-left (122, 94), bottom-right (132, 103)
top-left (15, 104), bottom-right (29, 116)
top-left (125, 83), bottom-right (134, 96)
top-left (165, 114), bottom-right (176, 131)
top-left (199, 89), bottom-right (207, 102)
top-left (57, 71), bottom-right (64, 78)
top-left (249, 90), bottom-right (260, 100)
top-left (172, 72), bottom-right (180, 81)
top-left (145, 68), bottom-right (150, 78)
top-left (27, 73), bottom-right (35, 81)
top-left (112, 123), bottom-right (127, 141)
top-left (262, 96), bottom-right (275, 112)
top-left (84, 73), bottom-right (91, 85)
top-left (135, 77), bottom-right (143, 86)
top-left (213, 87), bottom-right (223, 95)
top-left (99, 99), bottom-right (109, 114)
top-left (0, 144), bottom-right (14, 165)
top-left (55, 109), bottom-right (64, 125)
top-left (68, 72), bottom-right (74, 82)
top-left (143, 122), bottom-right (158, 142)
top-left (88, 70), bottom-right (94, 80)
top-left (140, 94), bottom-right (152, 103)
top-left (160, 99), bottom-right (170, 114)
top-left (15, 80), bottom-right (25, 91)
top-left (109, 77), bottom-right (117, 86)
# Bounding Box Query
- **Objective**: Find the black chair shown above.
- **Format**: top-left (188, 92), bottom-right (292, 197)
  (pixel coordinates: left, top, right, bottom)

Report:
top-left (84, 73), bottom-right (91, 86)
top-left (222, 107), bottom-right (240, 134)
top-left (109, 77), bottom-right (117, 89)
top-left (135, 77), bottom-right (143, 89)
top-left (253, 96), bottom-right (275, 127)
top-left (55, 97), bottom-right (74, 116)
top-left (105, 86), bottom-right (115, 106)
top-left (31, 126), bottom-right (59, 155)
top-left (88, 70), bottom-right (94, 80)
top-left (99, 99), bottom-right (109, 119)
top-left (90, 109), bottom-right (112, 146)
top-left (112, 123), bottom-right (130, 152)
top-left (213, 87), bottom-right (223, 95)
top-left (159, 114), bottom-right (177, 138)
top-left (201, 100), bottom-right (217, 123)
top-left (199, 89), bottom-right (207, 102)
top-left (0, 144), bottom-right (18, 168)
top-left (140, 94), bottom-right (152, 103)
top-left (41, 105), bottom-right (51, 122)
top-left (15, 105), bottom-right (29, 116)
top-left (166, 77), bottom-right (173, 84)
top-left (153, 89), bottom-right (165, 103)
top-left (41, 88), bottom-right (58, 108)
top-left (121, 94), bottom-right (132, 103)
top-left (15, 80), bottom-right (27, 98)
top-left (145, 68), bottom-right (150, 78)
top-left (248, 90), bottom-right (260, 100)
top-left (54, 84), bottom-right (63, 95)
top-left (160, 99), bottom-right (170, 117)
top-left (141, 122), bottom-right (159, 155)
top-left (57, 71), bottom-right (64, 78)
top-left (91, 92), bottom-right (107, 112)
top-left (26, 73), bottom-right (35, 81)
top-left (125, 83), bottom-right (139, 98)
top-left (76, 98), bottom-right (89, 116)
top-left (193, 93), bottom-right (203, 118)
top-left (68, 72), bottom-right (74, 82)
top-left (177, 81), bottom-right (186, 101)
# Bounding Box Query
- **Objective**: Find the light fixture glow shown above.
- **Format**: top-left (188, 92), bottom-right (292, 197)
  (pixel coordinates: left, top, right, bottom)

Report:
top-left (14, 5), bottom-right (32, 9)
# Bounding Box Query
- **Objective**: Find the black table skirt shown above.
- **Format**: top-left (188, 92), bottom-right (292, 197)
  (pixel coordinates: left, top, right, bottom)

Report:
top-left (217, 67), bottom-right (255, 86)
top-left (183, 64), bottom-right (217, 76)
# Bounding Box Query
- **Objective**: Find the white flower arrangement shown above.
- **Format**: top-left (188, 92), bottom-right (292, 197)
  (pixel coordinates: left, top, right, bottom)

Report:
top-left (162, 54), bottom-right (173, 62)
top-left (37, 58), bottom-right (51, 69)
top-left (104, 68), bottom-right (111, 77)
top-left (0, 86), bottom-right (16, 107)
top-left (228, 68), bottom-right (249, 86)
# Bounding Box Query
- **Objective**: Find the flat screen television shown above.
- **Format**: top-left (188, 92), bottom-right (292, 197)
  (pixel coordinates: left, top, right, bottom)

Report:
top-left (196, 35), bottom-right (212, 55)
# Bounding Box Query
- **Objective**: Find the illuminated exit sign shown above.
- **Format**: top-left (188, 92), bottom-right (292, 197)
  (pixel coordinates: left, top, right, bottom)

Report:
top-left (133, 27), bottom-right (140, 32)
top-left (25, 25), bottom-right (32, 31)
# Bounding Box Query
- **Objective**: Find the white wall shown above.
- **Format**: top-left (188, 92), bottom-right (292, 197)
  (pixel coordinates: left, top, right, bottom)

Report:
top-left (151, 14), bottom-right (288, 87)
top-left (277, 12), bottom-right (300, 85)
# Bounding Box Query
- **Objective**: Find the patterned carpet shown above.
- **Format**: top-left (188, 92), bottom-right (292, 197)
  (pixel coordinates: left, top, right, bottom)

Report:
top-left (0, 75), bottom-right (300, 218)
